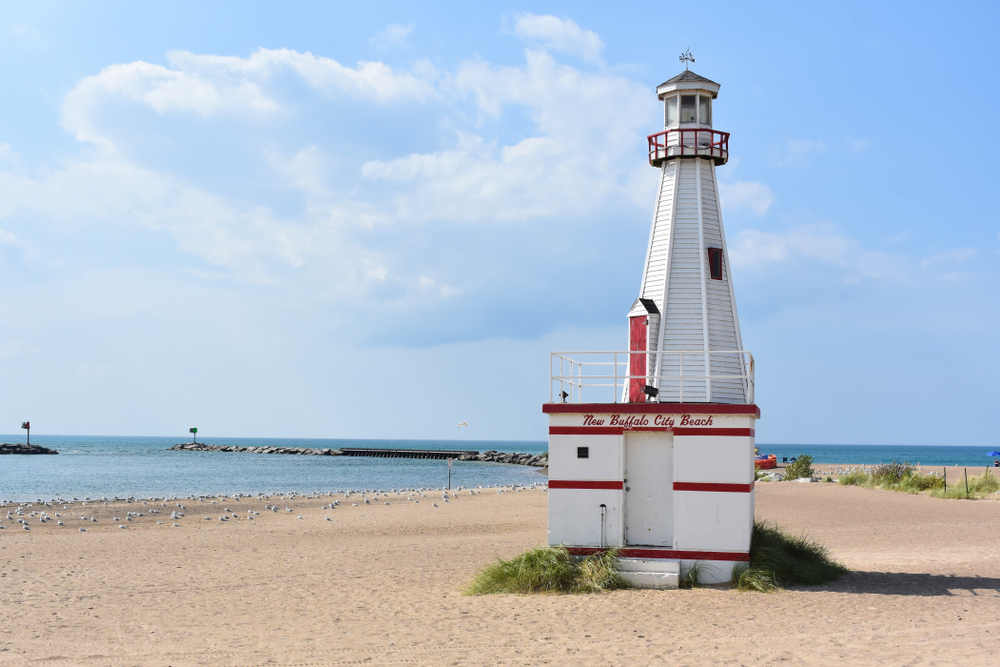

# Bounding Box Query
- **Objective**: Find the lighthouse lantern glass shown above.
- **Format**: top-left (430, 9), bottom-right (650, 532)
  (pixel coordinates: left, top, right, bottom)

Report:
top-left (665, 96), bottom-right (678, 127)
top-left (700, 96), bottom-right (712, 126)
top-left (680, 95), bottom-right (697, 123)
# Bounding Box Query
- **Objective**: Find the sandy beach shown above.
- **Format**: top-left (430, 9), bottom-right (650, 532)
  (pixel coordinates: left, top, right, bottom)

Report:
top-left (2, 479), bottom-right (999, 666)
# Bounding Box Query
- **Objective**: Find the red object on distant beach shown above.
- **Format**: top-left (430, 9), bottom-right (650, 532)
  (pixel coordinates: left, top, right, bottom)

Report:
top-left (21, 422), bottom-right (29, 429)
top-left (754, 454), bottom-right (776, 469)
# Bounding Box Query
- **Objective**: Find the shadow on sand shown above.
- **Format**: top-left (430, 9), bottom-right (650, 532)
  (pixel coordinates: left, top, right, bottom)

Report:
top-left (802, 571), bottom-right (1000, 597)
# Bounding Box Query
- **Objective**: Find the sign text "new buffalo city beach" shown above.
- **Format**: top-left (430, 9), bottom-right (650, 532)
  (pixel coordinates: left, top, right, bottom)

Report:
top-left (581, 414), bottom-right (714, 429)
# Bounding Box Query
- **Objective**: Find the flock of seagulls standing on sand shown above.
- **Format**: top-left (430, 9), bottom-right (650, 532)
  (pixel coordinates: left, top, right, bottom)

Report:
top-left (0, 483), bottom-right (547, 533)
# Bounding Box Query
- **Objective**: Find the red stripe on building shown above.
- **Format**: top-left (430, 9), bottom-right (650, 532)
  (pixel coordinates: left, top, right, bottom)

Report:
top-left (673, 481), bottom-right (755, 493)
top-left (549, 426), bottom-right (754, 437)
top-left (673, 428), bottom-right (754, 437)
top-left (566, 547), bottom-right (749, 562)
top-left (548, 480), bottom-right (624, 490)
top-left (548, 426), bottom-right (624, 435)
top-left (543, 403), bottom-right (760, 418)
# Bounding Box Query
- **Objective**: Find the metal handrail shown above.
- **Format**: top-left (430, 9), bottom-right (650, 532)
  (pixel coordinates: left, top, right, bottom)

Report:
top-left (647, 128), bottom-right (730, 166)
top-left (550, 350), bottom-right (754, 405)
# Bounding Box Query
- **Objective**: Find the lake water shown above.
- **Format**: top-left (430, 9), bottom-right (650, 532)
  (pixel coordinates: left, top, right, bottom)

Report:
top-left (0, 435), bottom-right (547, 502)
top-left (2, 435), bottom-right (996, 502)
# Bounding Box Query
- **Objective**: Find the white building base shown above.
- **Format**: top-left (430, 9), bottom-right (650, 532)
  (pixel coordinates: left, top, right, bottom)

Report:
top-left (617, 558), bottom-right (680, 589)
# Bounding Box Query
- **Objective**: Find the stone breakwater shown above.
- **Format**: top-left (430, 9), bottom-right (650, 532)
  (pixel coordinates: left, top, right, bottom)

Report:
top-left (456, 451), bottom-right (548, 467)
top-left (169, 443), bottom-right (547, 467)
top-left (0, 443), bottom-right (59, 455)
top-left (170, 443), bottom-right (340, 456)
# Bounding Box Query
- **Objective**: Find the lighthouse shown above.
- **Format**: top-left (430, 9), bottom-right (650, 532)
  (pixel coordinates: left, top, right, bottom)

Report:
top-left (545, 59), bottom-right (760, 588)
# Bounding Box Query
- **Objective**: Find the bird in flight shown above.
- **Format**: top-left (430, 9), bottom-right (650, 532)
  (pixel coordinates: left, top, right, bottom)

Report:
top-left (457, 421), bottom-right (468, 428)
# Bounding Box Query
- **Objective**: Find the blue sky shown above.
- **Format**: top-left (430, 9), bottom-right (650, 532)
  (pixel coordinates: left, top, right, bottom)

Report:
top-left (1, 1), bottom-right (997, 445)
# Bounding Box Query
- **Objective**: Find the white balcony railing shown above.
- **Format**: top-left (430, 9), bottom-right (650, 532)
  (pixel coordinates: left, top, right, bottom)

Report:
top-left (550, 350), bottom-right (754, 405)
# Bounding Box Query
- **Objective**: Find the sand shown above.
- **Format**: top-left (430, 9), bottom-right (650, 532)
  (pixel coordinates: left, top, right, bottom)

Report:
top-left (2, 481), bottom-right (999, 666)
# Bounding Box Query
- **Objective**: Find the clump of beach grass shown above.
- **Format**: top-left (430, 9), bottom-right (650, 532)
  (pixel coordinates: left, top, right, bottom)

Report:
top-left (929, 469), bottom-right (999, 499)
top-left (837, 462), bottom-right (997, 499)
top-left (734, 520), bottom-right (847, 592)
top-left (782, 455), bottom-right (814, 481)
top-left (465, 546), bottom-right (629, 595)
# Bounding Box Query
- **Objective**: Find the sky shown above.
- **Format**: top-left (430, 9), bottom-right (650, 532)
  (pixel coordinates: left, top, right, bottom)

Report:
top-left (0, 1), bottom-right (998, 445)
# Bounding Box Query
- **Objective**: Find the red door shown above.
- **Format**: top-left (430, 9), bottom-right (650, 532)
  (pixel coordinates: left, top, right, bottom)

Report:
top-left (628, 315), bottom-right (647, 403)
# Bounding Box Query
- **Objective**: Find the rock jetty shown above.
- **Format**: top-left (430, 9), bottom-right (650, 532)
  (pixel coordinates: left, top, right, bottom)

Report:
top-left (0, 443), bottom-right (59, 455)
top-left (170, 443), bottom-right (340, 456)
top-left (168, 443), bottom-right (547, 467)
top-left (455, 451), bottom-right (548, 467)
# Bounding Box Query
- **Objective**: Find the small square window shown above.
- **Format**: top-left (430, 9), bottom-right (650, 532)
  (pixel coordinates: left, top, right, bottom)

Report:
top-left (577, 446), bottom-right (589, 459)
top-left (707, 248), bottom-right (723, 280)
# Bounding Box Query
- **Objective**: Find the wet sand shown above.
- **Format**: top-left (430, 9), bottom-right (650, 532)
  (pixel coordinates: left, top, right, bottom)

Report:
top-left (2, 482), bottom-right (999, 666)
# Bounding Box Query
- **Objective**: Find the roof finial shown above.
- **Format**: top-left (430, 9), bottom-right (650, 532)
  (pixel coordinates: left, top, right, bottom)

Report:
top-left (679, 49), bottom-right (695, 71)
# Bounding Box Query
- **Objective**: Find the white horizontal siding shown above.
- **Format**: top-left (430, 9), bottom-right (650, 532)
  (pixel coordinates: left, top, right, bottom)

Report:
top-left (633, 158), bottom-right (746, 404)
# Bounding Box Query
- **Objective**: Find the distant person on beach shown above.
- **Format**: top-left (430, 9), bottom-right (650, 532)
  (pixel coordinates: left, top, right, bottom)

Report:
top-left (994, 459), bottom-right (999, 467)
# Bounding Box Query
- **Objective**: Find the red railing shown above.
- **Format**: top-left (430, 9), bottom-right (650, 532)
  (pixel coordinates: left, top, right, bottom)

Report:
top-left (647, 128), bottom-right (730, 166)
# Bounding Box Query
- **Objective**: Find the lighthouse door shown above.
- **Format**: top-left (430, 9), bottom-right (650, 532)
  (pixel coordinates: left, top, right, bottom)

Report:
top-left (623, 431), bottom-right (673, 546)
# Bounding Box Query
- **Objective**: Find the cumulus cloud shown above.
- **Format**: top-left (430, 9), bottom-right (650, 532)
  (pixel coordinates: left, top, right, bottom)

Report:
top-left (771, 139), bottom-right (826, 167)
top-left (729, 223), bottom-right (906, 282)
top-left (0, 227), bottom-right (36, 263)
top-left (514, 14), bottom-right (604, 65)
top-left (4, 32), bottom-right (663, 342)
top-left (370, 23), bottom-right (414, 48)
top-left (61, 48), bottom-right (437, 150)
top-left (11, 23), bottom-right (41, 39)
top-left (363, 51), bottom-right (651, 224)
top-left (920, 248), bottom-right (977, 270)
top-left (0, 143), bottom-right (18, 164)
top-left (719, 180), bottom-right (774, 216)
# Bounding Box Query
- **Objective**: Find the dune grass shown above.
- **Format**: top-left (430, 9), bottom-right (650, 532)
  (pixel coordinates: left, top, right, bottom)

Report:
top-left (782, 455), bottom-right (815, 481)
top-left (464, 546), bottom-right (629, 595)
top-left (733, 520), bottom-right (848, 592)
top-left (838, 462), bottom-right (999, 499)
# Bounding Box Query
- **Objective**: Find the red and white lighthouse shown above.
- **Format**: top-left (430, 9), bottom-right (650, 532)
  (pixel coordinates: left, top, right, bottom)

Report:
top-left (545, 60), bottom-right (759, 587)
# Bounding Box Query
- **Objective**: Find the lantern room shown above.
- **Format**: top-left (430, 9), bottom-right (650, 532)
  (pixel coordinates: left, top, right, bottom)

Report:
top-left (649, 70), bottom-right (729, 167)
top-left (657, 71), bottom-right (719, 128)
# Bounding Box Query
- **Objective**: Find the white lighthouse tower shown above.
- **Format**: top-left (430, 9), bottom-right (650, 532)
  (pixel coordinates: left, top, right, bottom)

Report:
top-left (545, 59), bottom-right (759, 588)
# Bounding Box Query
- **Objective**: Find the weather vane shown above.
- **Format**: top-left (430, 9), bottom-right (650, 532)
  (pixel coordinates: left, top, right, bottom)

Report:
top-left (679, 49), bottom-right (695, 70)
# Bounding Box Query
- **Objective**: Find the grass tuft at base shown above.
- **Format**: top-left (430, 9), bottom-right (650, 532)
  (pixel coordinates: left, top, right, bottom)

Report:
top-left (735, 520), bottom-right (848, 592)
top-left (465, 546), bottom-right (629, 595)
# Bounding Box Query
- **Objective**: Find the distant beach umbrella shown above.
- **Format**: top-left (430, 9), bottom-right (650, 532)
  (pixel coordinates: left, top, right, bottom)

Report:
top-left (987, 451), bottom-right (1000, 457)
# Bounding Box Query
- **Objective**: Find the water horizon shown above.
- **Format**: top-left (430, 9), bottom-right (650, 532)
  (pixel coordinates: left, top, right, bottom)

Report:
top-left (3, 436), bottom-right (998, 503)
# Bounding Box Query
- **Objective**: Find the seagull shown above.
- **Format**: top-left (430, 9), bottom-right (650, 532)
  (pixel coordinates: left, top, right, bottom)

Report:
top-left (458, 421), bottom-right (468, 428)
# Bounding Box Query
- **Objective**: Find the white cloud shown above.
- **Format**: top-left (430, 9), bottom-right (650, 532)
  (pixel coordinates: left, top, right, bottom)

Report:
top-left (729, 223), bottom-right (905, 282)
top-left (5, 35), bottom-right (658, 332)
top-left (0, 143), bottom-right (18, 164)
top-left (370, 23), bottom-right (414, 48)
top-left (719, 180), bottom-right (774, 216)
top-left (920, 248), bottom-right (977, 270)
top-left (61, 48), bottom-right (437, 150)
top-left (0, 227), bottom-right (36, 263)
top-left (364, 50), bottom-right (652, 224)
top-left (11, 23), bottom-right (40, 39)
top-left (514, 14), bottom-right (604, 65)
top-left (266, 146), bottom-right (330, 197)
top-left (772, 139), bottom-right (826, 167)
